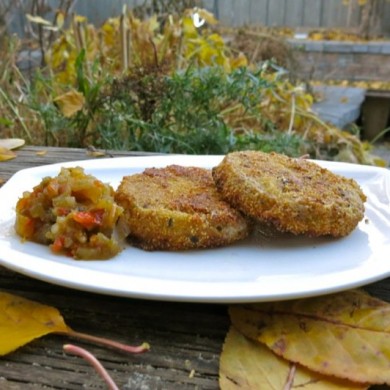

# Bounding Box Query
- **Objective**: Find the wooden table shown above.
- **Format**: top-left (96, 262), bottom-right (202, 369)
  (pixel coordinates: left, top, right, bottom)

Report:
top-left (0, 146), bottom-right (389, 389)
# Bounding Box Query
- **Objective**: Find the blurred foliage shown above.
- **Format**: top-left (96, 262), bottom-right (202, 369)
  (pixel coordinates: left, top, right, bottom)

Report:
top-left (0, 6), bottom-right (385, 166)
top-left (44, 8), bottom-right (245, 84)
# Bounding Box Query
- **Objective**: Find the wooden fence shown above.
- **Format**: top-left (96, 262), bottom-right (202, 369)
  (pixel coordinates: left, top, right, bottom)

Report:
top-left (7, 0), bottom-right (390, 36)
top-left (210, 0), bottom-right (390, 31)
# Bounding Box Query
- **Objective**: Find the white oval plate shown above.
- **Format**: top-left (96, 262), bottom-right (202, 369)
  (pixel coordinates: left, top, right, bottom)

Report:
top-left (0, 155), bottom-right (389, 303)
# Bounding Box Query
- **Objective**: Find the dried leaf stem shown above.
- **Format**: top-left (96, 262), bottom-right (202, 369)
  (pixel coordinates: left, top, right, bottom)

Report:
top-left (63, 344), bottom-right (119, 390)
top-left (283, 363), bottom-right (296, 390)
top-left (58, 328), bottom-right (150, 354)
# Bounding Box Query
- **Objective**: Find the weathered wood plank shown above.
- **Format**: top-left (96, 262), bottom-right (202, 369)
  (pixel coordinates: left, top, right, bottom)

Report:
top-left (268, 0), bottom-right (287, 26)
top-left (302, 0), bottom-right (323, 27)
top-left (249, 0), bottom-right (269, 25)
top-left (343, 0), bottom-right (362, 29)
top-left (285, 0), bottom-right (305, 27)
top-left (321, 0), bottom-right (348, 28)
top-left (231, 0), bottom-right (252, 27)
top-left (0, 146), bottom-right (159, 185)
top-left (214, 0), bottom-right (234, 26)
top-left (0, 266), bottom-right (227, 389)
top-left (1, 261), bottom-right (390, 389)
top-left (203, 0), bottom-right (217, 17)
top-left (382, 1), bottom-right (390, 34)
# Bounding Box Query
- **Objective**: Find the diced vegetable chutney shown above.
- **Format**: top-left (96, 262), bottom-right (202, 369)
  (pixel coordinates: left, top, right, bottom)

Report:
top-left (15, 167), bottom-right (123, 260)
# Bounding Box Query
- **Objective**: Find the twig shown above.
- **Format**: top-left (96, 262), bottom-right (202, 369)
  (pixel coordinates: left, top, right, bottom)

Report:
top-left (287, 91), bottom-right (296, 135)
top-left (120, 9), bottom-right (128, 72)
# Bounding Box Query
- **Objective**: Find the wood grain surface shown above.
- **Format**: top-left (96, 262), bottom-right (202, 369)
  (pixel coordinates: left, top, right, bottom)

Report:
top-left (0, 146), bottom-right (389, 389)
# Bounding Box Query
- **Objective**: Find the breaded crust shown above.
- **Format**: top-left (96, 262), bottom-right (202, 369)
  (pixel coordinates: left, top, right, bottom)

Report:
top-left (212, 151), bottom-right (367, 237)
top-left (114, 165), bottom-right (250, 250)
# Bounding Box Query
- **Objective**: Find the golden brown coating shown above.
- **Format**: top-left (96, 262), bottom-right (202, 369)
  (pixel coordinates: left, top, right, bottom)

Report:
top-left (114, 165), bottom-right (250, 250)
top-left (212, 151), bottom-right (367, 237)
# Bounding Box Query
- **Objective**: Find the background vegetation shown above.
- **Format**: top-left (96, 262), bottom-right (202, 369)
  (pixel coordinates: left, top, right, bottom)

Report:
top-left (0, 0), bottom-right (385, 165)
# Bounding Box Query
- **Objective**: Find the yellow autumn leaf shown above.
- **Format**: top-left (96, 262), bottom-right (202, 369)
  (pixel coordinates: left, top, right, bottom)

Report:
top-left (0, 146), bottom-right (16, 162)
top-left (0, 292), bottom-right (69, 355)
top-left (73, 15), bottom-right (87, 24)
top-left (229, 290), bottom-right (390, 385)
top-left (26, 13), bottom-right (52, 26)
top-left (370, 81), bottom-right (385, 90)
top-left (230, 52), bottom-right (248, 69)
top-left (147, 14), bottom-right (160, 33)
top-left (207, 33), bottom-right (225, 48)
top-left (182, 15), bottom-right (197, 36)
top-left (0, 292), bottom-right (150, 356)
top-left (0, 138), bottom-right (25, 150)
top-left (197, 8), bottom-right (219, 25)
top-left (334, 148), bottom-right (359, 164)
top-left (55, 10), bottom-right (65, 29)
top-left (220, 327), bottom-right (367, 390)
top-left (310, 32), bottom-right (324, 41)
top-left (54, 89), bottom-right (85, 117)
top-left (372, 156), bottom-right (388, 168)
top-left (87, 150), bottom-right (106, 158)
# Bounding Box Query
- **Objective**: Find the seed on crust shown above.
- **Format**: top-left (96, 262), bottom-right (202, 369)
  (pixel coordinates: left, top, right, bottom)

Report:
top-left (212, 151), bottom-right (367, 237)
top-left (114, 165), bottom-right (250, 250)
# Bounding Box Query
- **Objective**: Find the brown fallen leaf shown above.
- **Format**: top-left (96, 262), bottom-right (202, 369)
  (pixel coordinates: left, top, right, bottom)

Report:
top-left (220, 326), bottom-right (367, 390)
top-left (229, 289), bottom-right (390, 385)
top-left (0, 146), bottom-right (17, 162)
top-left (0, 138), bottom-right (25, 150)
top-left (0, 291), bottom-right (149, 355)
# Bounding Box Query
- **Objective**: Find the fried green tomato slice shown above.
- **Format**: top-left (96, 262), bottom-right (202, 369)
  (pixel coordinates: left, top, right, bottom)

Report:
top-left (114, 165), bottom-right (250, 251)
top-left (15, 167), bottom-right (123, 260)
top-left (212, 151), bottom-right (367, 238)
